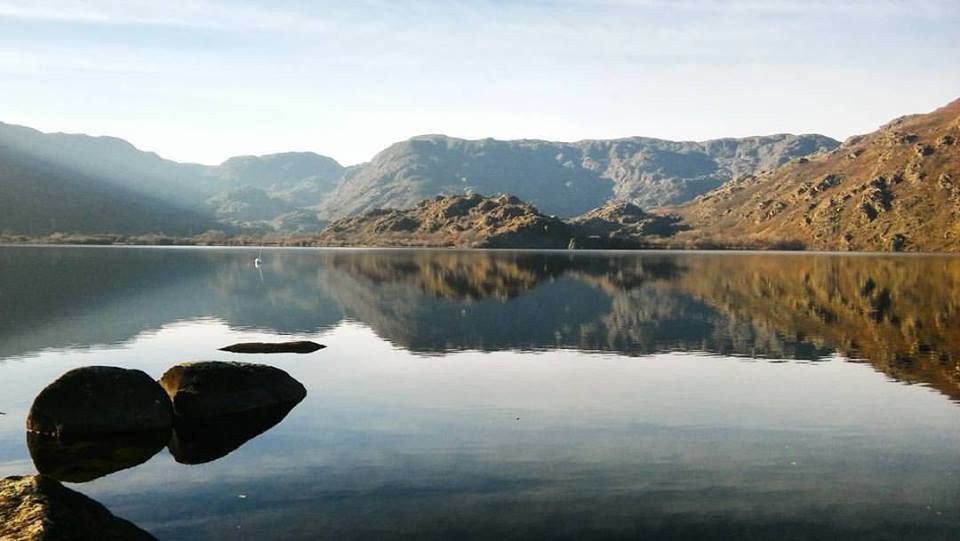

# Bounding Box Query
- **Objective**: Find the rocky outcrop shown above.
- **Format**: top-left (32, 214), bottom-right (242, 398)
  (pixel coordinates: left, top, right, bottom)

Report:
top-left (568, 202), bottom-right (685, 248)
top-left (159, 361), bottom-right (307, 420)
top-left (219, 340), bottom-right (325, 354)
top-left (0, 475), bottom-right (155, 540)
top-left (315, 193), bottom-right (575, 248)
top-left (313, 194), bottom-right (692, 249)
top-left (26, 367), bottom-right (173, 437)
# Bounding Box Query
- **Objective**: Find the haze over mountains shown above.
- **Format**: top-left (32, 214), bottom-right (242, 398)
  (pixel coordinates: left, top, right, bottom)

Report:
top-left (0, 120), bottom-right (836, 236)
top-left (0, 124), bottom-right (214, 236)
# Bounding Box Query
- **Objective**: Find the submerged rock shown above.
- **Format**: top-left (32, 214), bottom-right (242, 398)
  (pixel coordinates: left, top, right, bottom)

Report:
top-left (27, 429), bottom-right (170, 483)
top-left (159, 361), bottom-right (307, 420)
top-left (219, 341), bottom-right (325, 354)
top-left (0, 475), bottom-right (156, 540)
top-left (27, 367), bottom-right (173, 437)
top-left (167, 402), bottom-right (301, 464)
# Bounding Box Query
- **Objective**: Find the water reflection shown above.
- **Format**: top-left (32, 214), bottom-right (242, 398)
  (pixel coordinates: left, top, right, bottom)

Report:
top-left (25, 401), bottom-right (305, 481)
top-left (169, 402), bottom-right (302, 465)
top-left (676, 254), bottom-right (960, 401)
top-left (27, 429), bottom-right (170, 483)
top-left (1, 247), bottom-right (958, 402)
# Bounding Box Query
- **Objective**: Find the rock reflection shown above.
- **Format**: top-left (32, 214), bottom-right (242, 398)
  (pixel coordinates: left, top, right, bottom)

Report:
top-left (168, 402), bottom-right (301, 465)
top-left (27, 429), bottom-right (170, 483)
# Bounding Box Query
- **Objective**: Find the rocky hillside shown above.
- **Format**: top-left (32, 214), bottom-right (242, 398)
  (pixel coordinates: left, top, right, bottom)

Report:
top-left (679, 98), bottom-right (960, 251)
top-left (316, 134), bottom-right (839, 219)
top-left (316, 194), bottom-right (574, 248)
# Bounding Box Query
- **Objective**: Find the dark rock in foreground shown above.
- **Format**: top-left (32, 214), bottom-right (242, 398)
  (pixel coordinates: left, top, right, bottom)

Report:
top-left (168, 402), bottom-right (301, 464)
top-left (159, 361), bottom-right (307, 420)
top-left (0, 475), bottom-right (156, 540)
top-left (27, 366), bottom-right (173, 437)
top-left (27, 429), bottom-right (170, 483)
top-left (219, 340), bottom-right (325, 354)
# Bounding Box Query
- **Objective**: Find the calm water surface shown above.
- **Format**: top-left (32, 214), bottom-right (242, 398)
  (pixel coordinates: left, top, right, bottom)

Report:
top-left (0, 247), bottom-right (958, 539)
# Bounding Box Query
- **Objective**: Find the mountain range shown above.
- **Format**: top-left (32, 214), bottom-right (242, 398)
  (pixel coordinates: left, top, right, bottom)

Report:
top-left (3, 98), bottom-right (958, 252)
top-left (0, 121), bottom-right (836, 236)
top-left (316, 133), bottom-right (839, 219)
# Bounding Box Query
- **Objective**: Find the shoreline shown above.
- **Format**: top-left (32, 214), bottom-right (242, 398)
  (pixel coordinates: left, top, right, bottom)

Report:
top-left (0, 238), bottom-right (955, 255)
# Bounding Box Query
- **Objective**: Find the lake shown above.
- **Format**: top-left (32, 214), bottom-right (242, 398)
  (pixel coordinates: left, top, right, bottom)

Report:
top-left (0, 246), bottom-right (958, 540)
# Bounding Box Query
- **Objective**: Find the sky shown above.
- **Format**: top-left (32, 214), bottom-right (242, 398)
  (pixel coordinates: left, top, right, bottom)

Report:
top-left (0, 0), bottom-right (957, 166)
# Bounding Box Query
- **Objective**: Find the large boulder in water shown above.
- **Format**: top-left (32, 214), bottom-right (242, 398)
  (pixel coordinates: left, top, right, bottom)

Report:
top-left (159, 361), bottom-right (307, 420)
top-left (0, 475), bottom-right (156, 540)
top-left (27, 367), bottom-right (173, 437)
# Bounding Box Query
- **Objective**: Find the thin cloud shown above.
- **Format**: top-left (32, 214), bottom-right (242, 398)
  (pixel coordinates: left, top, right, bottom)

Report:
top-left (0, 0), bottom-right (329, 30)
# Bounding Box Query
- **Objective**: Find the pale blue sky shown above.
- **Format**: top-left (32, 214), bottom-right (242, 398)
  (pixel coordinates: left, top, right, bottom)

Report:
top-left (1, 0), bottom-right (957, 165)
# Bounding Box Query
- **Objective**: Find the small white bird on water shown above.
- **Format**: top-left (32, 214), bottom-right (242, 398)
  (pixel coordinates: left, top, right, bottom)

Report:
top-left (254, 246), bottom-right (263, 268)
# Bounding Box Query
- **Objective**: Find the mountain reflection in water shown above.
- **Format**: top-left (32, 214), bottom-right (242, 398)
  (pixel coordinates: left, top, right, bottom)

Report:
top-left (1, 247), bottom-right (960, 539)
top-left (1, 247), bottom-right (956, 402)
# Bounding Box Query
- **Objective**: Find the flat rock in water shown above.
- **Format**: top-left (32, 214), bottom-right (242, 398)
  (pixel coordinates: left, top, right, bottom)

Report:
top-left (0, 475), bottom-right (156, 540)
top-left (219, 341), bottom-right (325, 354)
top-left (27, 367), bottom-right (173, 437)
top-left (159, 361), bottom-right (307, 420)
